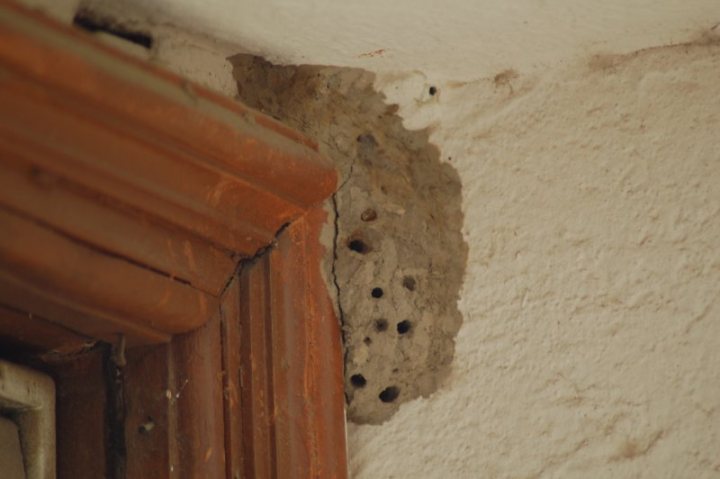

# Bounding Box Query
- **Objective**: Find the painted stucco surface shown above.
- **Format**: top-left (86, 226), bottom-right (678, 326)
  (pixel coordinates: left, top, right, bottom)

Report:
top-left (349, 42), bottom-right (720, 477)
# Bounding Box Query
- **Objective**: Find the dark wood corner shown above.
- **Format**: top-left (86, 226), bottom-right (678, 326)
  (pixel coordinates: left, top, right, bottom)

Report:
top-left (0, 1), bottom-right (347, 477)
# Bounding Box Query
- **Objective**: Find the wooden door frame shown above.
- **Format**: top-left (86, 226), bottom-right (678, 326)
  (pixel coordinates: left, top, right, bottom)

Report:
top-left (0, 1), bottom-right (347, 477)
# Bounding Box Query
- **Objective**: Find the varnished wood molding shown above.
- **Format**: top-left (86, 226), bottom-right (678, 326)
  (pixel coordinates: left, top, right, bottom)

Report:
top-left (116, 210), bottom-right (347, 478)
top-left (237, 208), bottom-right (347, 478)
top-left (0, 0), bottom-right (337, 344)
top-left (0, 4), bottom-right (347, 476)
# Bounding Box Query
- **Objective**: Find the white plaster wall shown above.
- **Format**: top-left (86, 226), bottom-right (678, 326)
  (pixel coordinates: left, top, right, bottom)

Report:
top-left (77, 0), bottom-right (720, 82)
top-left (349, 42), bottom-right (720, 477)
top-left (18, 0), bottom-right (79, 22)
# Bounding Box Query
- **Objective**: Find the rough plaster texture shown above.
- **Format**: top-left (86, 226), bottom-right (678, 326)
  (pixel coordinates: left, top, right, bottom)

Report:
top-left (41, 0), bottom-right (720, 83)
top-left (14, 0), bottom-right (239, 97)
top-left (231, 57), bottom-right (467, 424)
top-left (76, 0), bottom-right (240, 96)
top-left (17, 0), bottom-right (79, 23)
top-left (349, 40), bottom-right (720, 477)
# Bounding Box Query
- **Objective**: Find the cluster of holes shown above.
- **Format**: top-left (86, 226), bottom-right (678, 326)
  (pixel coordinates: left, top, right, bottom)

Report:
top-left (347, 224), bottom-right (419, 403)
top-left (345, 156), bottom-right (426, 406)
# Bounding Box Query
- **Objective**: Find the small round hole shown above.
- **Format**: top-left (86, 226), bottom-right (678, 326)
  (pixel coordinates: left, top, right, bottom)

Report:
top-left (357, 133), bottom-right (377, 145)
top-left (363, 337), bottom-right (372, 345)
top-left (428, 86), bottom-right (437, 96)
top-left (138, 417), bottom-right (155, 434)
top-left (371, 287), bottom-right (384, 298)
top-left (396, 320), bottom-right (412, 335)
top-left (347, 238), bottom-right (370, 254)
top-left (379, 386), bottom-right (400, 403)
top-left (350, 374), bottom-right (367, 388)
top-left (361, 208), bottom-right (377, 222)
top-left (402, 276), bottom-right (416, 291)
top-left (374, 319), bottom-right (388, 332)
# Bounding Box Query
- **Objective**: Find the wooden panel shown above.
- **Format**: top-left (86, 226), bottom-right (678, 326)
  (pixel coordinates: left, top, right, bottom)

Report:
top-left (220, 279), bottom-right (245, 479)
top-left (269, 208), bottom-right (347, 478)
top-left (124, 344), bottom-right (173, 479)
top-left (124, 315), bottom-right (228, 478)
top-left (0, 155), bottom-right (235, 295)
top-left (49, 348), bottom-right (110, 479)
top-left (171, 313), bottom-right (227, 479)
top-left (0, 207), bottom-right (213, 344)
top-left (238, 257), bottom-right (276, 478)
top-left (238, 208), bottom-right (348, 479)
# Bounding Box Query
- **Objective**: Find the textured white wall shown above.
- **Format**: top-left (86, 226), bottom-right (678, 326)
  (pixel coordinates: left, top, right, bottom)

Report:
top-left (350, 42), bottom-right (720, 478)
top-left (80, 0), bottom-right (720, 82)
top-left (17, 0), bottom-right (79, 22)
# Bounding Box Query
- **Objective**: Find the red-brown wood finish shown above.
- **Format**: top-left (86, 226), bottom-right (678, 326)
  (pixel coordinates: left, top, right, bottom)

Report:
top-left (123, 344), bottom-right (174, 479)
top-left (238, 208), bottom-right (347, 478)
top-left (220, 279), bottom-right (246, 479)
top-left (0, 0), bottom-right (336, 344)
top-left (49, 349), bottom-right (110, 479)
top-left (0, 207), bottom-right (213, 344)
top-left (0, 2), bottom-right (348, 477)
top-left (120, 210), bottom-right (347, 479)
top-left (272, 209), bottom-right (346, 478)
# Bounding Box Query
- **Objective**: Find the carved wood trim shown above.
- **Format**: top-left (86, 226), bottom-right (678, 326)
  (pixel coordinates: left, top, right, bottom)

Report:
top-left (0, 2), bottom-right (347, 476)
top-left (118, 211), bottom-right (348, 478)
top-left (0, 0), bottom-right (336, 344)
top-left (236, 208), bottom-right (347, 478)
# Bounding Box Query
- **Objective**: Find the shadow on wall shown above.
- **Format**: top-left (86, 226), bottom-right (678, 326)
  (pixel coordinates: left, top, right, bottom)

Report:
top-left (230, 55), bottom-right (467, 424)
